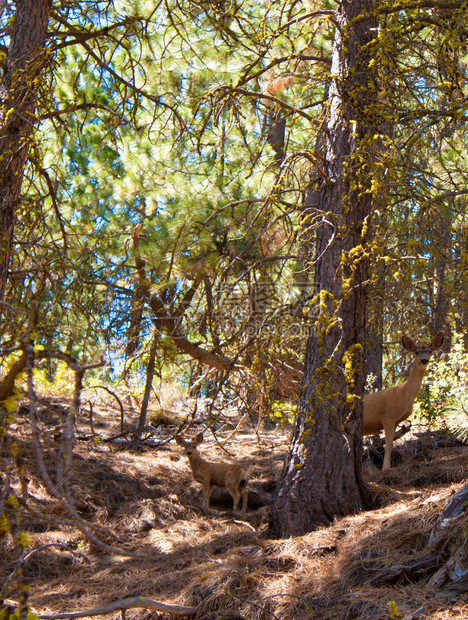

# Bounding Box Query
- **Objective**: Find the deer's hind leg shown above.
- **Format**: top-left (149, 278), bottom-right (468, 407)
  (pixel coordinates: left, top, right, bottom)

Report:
top-left (227, 479), bottom-right (248, 515)
top-left (227, 483), bottom-right (241, 513)
top-left (240, 488), bottom-right (248, 514)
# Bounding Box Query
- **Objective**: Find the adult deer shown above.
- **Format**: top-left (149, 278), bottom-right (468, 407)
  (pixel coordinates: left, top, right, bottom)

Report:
top-left (363, 332), bottom-right (444, 471)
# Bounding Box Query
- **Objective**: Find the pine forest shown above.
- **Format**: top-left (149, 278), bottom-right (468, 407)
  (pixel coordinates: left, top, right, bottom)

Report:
top-left (1, 1), bottom-right (468, 619)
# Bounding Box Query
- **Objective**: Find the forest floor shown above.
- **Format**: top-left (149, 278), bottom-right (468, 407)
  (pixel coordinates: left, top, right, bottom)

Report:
top-left (2, 395), bottom-right (468, 620)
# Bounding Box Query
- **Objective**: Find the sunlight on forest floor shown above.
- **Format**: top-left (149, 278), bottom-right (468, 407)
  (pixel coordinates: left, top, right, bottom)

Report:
top-left (2, 395), bottom-right (468, 620)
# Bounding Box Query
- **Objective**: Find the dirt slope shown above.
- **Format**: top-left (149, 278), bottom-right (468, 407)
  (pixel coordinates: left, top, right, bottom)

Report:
top-left (2, 403), bottom-right (468, 619)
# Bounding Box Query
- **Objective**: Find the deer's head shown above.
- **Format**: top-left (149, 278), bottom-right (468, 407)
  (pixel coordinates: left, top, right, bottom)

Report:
top-left (401, 332), bottom-right (444, 367)
top-left (175, 432), bottom-right (204, 456)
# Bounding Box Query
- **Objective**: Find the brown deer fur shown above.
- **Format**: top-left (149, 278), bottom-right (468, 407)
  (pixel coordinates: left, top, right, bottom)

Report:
top-left (175, 433), bottom-right (249, 514)
top-left (363, 332), bottom-right (444, 470)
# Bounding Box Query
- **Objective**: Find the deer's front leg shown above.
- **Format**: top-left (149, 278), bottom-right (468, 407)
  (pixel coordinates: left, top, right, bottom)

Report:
top-left (202, 478), bottom-right (214, 510)
top-left (382, 419), bottom-right (396, 471)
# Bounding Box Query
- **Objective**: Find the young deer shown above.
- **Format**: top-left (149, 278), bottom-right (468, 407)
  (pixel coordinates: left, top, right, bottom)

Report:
top-left (175, 433), bottom-right (249, 514)
top-left (363, 332), bottom-right (444, 471)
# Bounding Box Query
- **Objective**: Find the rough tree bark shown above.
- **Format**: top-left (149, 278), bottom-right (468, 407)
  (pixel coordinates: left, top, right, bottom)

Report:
top-left (430, 206), bottom-right (452, 349)
top-left (0, 0), bottom-right (52, 302)
top-left (131, 330), bottom-right (159, 451)
top-left (270, 0), bottom-right (379, 537)
top-left (459, 223), bottom-right (468, 350)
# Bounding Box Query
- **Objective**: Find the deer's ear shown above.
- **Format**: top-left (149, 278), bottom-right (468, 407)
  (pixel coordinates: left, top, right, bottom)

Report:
top-left (431, 332), bottom-right (444, 351)
top-left (401, 335), bottom-right (416, 352)
top-left (195, 433), bottom-right (204, 444)
top-left (175, 434), bottom-right (184, 446)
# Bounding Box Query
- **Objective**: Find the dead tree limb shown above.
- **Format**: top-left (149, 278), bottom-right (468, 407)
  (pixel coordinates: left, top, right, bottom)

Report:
top-left (20, 350), bottom-right (156, 560)
top-left (132, 225), bottom-right (231, 371)
top-left (83, 385), bottom-right (126, 434)
top-left (22, 543), bottom-right (91, 565)
top-left (131, 330), bottom-right (159, 451)
top-left (37, 597), bottom-right (197, 619)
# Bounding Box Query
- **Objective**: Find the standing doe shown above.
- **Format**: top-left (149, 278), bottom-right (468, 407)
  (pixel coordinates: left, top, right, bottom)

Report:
top-left (175, 433), bottom-right (249, 514)
top-left (363, 332), bottom-right (444, 471)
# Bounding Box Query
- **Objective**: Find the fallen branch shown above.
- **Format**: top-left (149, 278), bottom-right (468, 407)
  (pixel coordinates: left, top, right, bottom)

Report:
top-left (393, 423), bottom-right (412, 442)
top-left (367, 554), bottom-right (441, 586)
top-left (222, 412), bottom-right (248, 443)
top-left (22, 543), bottom-right (91, 565)
top-left (38, 596), bottom-right (197, 619)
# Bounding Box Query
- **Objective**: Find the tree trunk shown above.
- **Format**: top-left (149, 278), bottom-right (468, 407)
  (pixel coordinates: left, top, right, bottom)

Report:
top-left (131, 330), bottom-right (159, 451)
top-left (123, 225), bottom-right (147, 378)
top-left (0, 0), bottom-right (51, 302)
top-left (270, 0), bottom-right (378, 537)
top-left (459, 222), bottom-right (468, 351)
top-left (431, 209), bottom-right (451, 348)
top-left (366, 169), bottom-right (391, 393)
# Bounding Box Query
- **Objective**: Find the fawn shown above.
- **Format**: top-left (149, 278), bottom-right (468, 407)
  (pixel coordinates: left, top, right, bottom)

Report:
top-left (175, 433), bottom-right (249, 514)
top-left (363, 332), bottom-right (444, 470)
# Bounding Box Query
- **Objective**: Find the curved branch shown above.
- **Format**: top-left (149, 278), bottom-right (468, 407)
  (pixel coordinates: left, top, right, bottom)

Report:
top-left (83, 385), bottom-right (126, 434)
top-left (29, 155), bottom-right (68, 252)
top-left (77, 40), bottom-right (187, 132)
top-left (209, 85), bottom-right (322, 126)
top-left (37, 597), bottom-right (197, 619)
top-left (132, 227), bottom-right (232, 371)
top-left (39, 102), bottom-right (128, 124)
top-left (51, 13), bottom-right (149, 51)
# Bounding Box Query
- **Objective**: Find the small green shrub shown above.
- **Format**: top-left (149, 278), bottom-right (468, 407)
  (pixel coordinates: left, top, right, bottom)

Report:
top-left (413, 335), bottom-right (468, 442)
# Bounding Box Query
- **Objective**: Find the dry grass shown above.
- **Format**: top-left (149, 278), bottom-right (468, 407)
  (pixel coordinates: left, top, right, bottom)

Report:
top-left (2, 401), bottom-right (468, 620)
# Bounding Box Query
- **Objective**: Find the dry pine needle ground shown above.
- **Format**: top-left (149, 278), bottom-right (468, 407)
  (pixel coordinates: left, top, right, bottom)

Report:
top-left (2, 403), bottom-right (468, 620)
